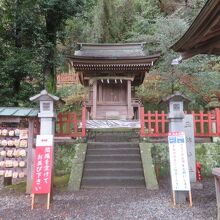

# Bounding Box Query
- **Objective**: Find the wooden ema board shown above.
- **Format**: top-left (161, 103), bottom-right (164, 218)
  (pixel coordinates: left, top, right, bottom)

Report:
top-left (31, 135), bottom-right (53, 210)
top-left (0, 127), bottom-right (29, 183)
top-left (168, 132), bottom-right (193, 207)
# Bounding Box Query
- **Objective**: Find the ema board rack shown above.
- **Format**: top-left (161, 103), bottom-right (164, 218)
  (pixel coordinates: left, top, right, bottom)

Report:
top-left (0, 122), bottom-right (29, 184)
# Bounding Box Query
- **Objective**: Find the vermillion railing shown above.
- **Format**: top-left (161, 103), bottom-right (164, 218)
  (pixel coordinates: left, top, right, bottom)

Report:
top-left (56, 106), bottom-right (86, 138)
top-left (140, 107), bottom-right (220, 138)
top-left (140, 107), bottom-right (168, 137)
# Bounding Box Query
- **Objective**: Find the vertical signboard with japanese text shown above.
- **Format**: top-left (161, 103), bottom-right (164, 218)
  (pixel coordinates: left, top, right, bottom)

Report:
top-left (32, 135), bottom-right (53, 194)
top-left (168, 132), bottom-right (191, 191)
top-left (184, 114), bottom-right (196, 182)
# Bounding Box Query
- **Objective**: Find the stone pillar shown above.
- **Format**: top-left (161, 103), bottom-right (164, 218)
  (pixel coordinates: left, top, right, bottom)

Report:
top-left (183, 115), bottom-right (197, 183)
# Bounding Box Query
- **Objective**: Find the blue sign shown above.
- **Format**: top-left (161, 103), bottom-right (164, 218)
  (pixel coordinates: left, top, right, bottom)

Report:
top-left (169, 137), bottom-right (176, 143)
top-left (177, 138), bottom-right (184, 143)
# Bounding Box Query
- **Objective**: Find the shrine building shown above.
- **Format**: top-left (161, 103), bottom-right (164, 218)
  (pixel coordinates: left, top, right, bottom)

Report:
top-left (69, 43), bottom-right (160, 122)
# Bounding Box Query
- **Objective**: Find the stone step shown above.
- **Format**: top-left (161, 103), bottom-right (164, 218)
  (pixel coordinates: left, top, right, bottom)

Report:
top-left (86, 154), bottom-right (141, 162)
top-left (81, 176), bottom-right (145, 188)
top-left (83, 168), bottom-right (144, 177)
top-left (88, 129), bottom-right (140, 142)
top-left (89, 131), bottom-right (139, 137)
top-left (88, 142), bottom-right (139, 149)
top-left (87, 148), bottom-right (139, 155)
top-left (84, 161), bottom-right (143, 169)
top-left (81, 133), bottom-right (145, 189)
top-left (94, 136), bottom-right (139, 142)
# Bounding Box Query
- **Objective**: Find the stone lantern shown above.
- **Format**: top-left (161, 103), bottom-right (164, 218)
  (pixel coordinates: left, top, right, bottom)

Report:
top-left (163, 91), bottom-right (191, 132)
top-left (163, 91), bottom-right (191, 203)
top-left (206, 94), bottom-right (220, 139)
top-left (30, 90), bottom-right (60, 135)
top-left (205, 94), bottom-right (220, 110)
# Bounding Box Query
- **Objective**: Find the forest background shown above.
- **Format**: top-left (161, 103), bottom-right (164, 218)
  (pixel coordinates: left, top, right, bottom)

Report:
top-left (0, 0), bottom-right (219, 111)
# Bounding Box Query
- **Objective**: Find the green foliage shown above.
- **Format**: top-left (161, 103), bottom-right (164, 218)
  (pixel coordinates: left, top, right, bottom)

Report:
top-left (0, 0), bottom-right (219, 109)
top-left (57, 84), bottom-right (86, 112)
top-left (54, 143), bottom-right (75, 175)
top-left (0, 0), bottom-right (84, 106)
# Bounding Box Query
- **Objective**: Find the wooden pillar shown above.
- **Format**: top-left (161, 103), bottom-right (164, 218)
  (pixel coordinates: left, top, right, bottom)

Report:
top-left (26, 118), bottom-right (34, 194)
top-left (216, 108), bottom-right (220, 136)
top-left (140, 107), bottom-right (145, 137)
top-left (127, 80), bottom-right (132, 119)
top-left (82, 106), bottom-right (86, 137)
top-left (93, 80), bottom-right (97, 119)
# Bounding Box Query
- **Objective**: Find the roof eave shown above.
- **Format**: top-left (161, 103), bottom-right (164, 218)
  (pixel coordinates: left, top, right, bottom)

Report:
top-left (171, 0), bottom-right (218, 53)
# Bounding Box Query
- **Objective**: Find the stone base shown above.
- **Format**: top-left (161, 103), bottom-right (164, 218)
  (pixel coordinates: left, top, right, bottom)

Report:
top-left (68, 143), bottom-right (87, 191)
top-left (139, 143), bottom-right (159, 190)
top-left (175, 191), bottom-right (187, 204)
top-left (191, 181), bottom-right (203, 190)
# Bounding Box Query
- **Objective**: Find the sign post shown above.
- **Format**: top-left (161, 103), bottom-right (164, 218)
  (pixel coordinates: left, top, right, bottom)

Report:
top-left (31, 135), bottom-right (53, 210)
top-left (168, 132), bottom-right (192, 206)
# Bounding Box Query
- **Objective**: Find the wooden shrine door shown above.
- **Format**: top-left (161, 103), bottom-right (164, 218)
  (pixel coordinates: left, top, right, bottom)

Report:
top-left (95, 81), bottom-right (129, 119)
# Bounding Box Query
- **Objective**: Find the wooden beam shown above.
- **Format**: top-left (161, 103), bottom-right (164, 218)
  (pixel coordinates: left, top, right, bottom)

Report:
top-left (181, 38), bottom-right (220, 59)
top-left (0, 117), bottom-right (20, 123)
top-left (86, 76), bottom-right (135, 83)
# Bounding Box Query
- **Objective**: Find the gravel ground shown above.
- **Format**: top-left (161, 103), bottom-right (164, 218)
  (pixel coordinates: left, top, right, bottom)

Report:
top-left (0, 177), bottom-right (217, 220)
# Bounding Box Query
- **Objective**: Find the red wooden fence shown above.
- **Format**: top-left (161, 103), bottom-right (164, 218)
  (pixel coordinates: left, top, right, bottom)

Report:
top-left (56, 107), bottom-right (86, 138)
top-left (35, 107), bottom-right (220, 138)
top-left (140, 107), bottom-right (220, 138)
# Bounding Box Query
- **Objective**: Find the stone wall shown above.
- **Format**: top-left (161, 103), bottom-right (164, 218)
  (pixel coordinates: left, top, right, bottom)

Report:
top-left (149, 141), bottom-right (220, 176)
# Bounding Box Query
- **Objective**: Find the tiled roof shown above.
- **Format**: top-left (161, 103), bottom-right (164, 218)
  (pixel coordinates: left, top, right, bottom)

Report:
top-left (171, 0), bottom-right (220, 57)
top-left (0, 107), bottom-right (39, 117)
top-left (74, 43), bottom-right (147, 58)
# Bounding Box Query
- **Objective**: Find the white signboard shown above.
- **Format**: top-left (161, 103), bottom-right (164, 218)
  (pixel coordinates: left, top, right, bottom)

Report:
top-left (36, 135), bottom-right (53, 147)
top-left (184, 115), bottom-right (196, 182)
top-left (168, 132), bottom-right (191, 191)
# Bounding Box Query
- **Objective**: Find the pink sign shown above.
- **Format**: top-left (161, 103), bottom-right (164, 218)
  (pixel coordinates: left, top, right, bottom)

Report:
top-left (32, 146), bottom-right (52, 194)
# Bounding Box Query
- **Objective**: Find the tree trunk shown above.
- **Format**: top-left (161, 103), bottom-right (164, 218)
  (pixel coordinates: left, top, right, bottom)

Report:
top-left (43, 11), bottom-right (57, 93)
top-left (12, 0), bottom-right (22, 105)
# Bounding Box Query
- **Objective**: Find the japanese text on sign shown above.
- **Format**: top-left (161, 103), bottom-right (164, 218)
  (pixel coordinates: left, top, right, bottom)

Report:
top-left (168, 132), bottom-right (191, 191)
top-left (32, 135), bottom-right (53, 194)
top-left (184, 115), bottom-right (196, 182)
top-left (32, 146), bottom-right (52, 194)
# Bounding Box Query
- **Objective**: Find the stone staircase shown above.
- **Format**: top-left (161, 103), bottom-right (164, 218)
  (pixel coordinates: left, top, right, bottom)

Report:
top-left (81, 130), bottom-right (145, 188)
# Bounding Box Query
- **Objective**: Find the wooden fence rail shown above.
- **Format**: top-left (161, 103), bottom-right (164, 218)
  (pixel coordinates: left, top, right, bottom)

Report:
top-left (35, 107), bottom-right (220, 138)
top-left (56, 107), bottom-right (86, 138)
top-left (140, 107), bottom-right (220, 137)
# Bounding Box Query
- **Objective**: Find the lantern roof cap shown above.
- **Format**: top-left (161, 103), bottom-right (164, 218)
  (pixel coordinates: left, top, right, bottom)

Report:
top-left (30, 90), bottom-right (60, 102)
top-left (162, 91), bottom-right (191, 103)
